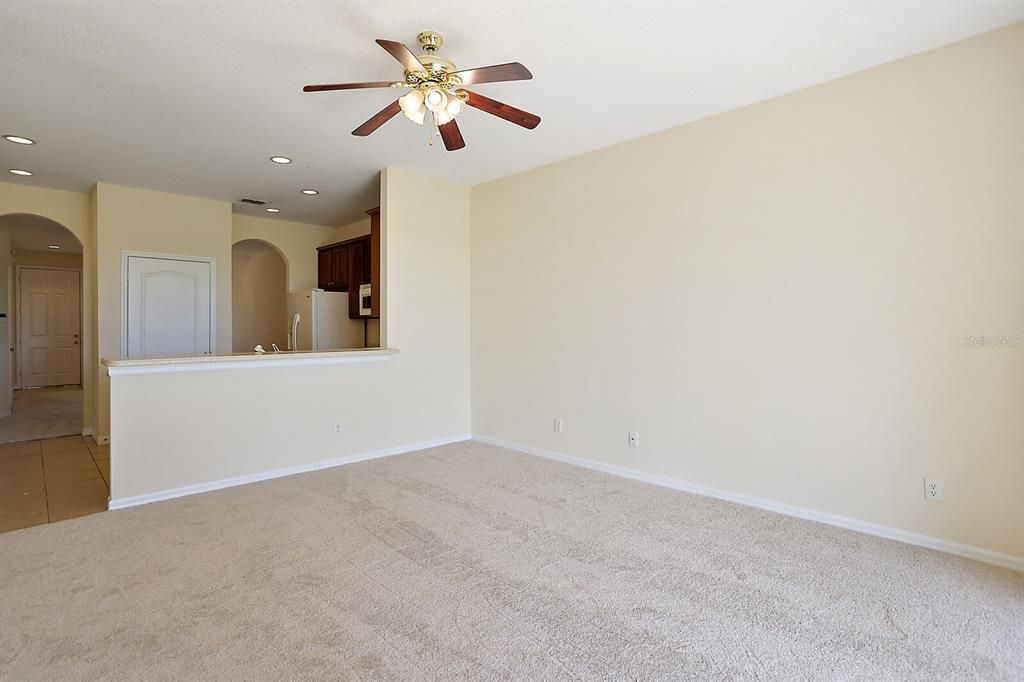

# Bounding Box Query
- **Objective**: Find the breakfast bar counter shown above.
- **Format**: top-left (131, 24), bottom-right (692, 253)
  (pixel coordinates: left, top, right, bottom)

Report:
top-left (103, 347), bottom-right (398, 376)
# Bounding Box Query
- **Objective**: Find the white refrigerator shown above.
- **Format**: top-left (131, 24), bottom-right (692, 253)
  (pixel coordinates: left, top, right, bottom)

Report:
top-left (287, 289), bottom-right (364, 351)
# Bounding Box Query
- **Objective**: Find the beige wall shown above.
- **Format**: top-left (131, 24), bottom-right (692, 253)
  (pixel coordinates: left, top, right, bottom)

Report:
top-left (232, 239), bottom-right (288, 352)
top-left (109, 168), bottom-right (471, 500)
top-left (11, 249), bottom-right (84, 388)
top-left (0, 226), bottom-right (10, 415)
top-left (13, 250), bottom-right (82, 269)
top-left (0, 182), bottom-right (374, 439)
top-left (95, 183), bottom-right (233, 441)
top-left (230, 214), bottom-right (373, 295)
top-left (0, 182), bottom-right (95, 432)
top-left (88, 187), bottom-right (99, 435)
top-left (231, 215), bottom-right (339, 293)
top-left (334, 217), bottom-right (371, 243)
top-left (470, 25), bottom-right (1024, 559)
top-left (231, 214), bottom-right (376, 347)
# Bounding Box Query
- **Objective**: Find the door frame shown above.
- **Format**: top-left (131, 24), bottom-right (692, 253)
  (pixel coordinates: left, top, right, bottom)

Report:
top-left (15, 265), bottom-right (83, 389)
top-left (121, 251), bottom-right (217, 358)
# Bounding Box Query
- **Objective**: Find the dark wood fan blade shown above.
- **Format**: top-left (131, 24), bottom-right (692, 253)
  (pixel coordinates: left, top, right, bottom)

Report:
top-left (451, 62), bottom-right (532, 85)
top-left (464, 90), bottom-right (541, 129)
top-left (438, 119), bottom-right (466, 151)
top-left (304, 81), bottom-right (397, 92)
top-left (376, 39), bottom-right (425, 73)
top-left (352, 100), bottom-right (402, 136)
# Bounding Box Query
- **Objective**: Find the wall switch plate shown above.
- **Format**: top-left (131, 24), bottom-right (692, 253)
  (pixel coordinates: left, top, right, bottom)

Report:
top-left (628, 431), bottom-right (639, 447)
top-left (924, 478), bottom-right (943, 501)
top-left (553, 418), bottom-right (563, 433)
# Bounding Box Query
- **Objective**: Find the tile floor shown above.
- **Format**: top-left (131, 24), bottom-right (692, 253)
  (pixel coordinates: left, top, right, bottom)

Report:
top-left (0, 386), bottom-right (84, 444)
top-left (0, 435), bottom-right (109, 533)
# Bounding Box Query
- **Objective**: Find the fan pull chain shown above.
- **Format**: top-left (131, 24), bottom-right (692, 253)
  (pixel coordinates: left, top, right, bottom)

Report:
top-left (427, 116), bottom-right (441, 147)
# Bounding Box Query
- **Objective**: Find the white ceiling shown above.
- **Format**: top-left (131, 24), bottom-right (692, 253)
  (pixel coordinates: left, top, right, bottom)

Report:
top-left (0, 214), bottom-right (83, 254)
top-left (0, 1), bottom-right (1020, 227)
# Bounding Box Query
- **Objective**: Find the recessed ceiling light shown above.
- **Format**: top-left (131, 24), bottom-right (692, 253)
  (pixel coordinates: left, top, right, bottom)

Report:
top-left (9, 169), bottom-right (32, 176)
top-left (47, 244), bottom-right (60, 250)
top-left (265, 208), bottom-right (281, 213)
top-left (269, 156), bottom-right (292, 164)
top-left (300, 189), bottom-right (319, 195)
top-left (3, 135), bottom-right (35, 145)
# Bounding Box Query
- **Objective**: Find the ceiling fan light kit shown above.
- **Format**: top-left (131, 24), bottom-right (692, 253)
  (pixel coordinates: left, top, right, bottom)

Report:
top-left (303, 31), bottom-right (541, 151)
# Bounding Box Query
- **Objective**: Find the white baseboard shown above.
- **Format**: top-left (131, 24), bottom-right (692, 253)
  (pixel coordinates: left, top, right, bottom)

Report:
top-left (108, 433), bottom-right (472, 511)
top-left (472, 434), bottom-right (1024, 573)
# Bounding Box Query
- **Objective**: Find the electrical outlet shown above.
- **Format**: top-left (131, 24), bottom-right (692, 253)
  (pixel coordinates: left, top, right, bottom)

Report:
top-left (334, 423), bottom-right (343, 435)
top-left (628, 431), bottom-right (639, 448)
top-left (553, 418), bottom-right (563, 433)
top-left (924, 478), bottom-right (943, 501)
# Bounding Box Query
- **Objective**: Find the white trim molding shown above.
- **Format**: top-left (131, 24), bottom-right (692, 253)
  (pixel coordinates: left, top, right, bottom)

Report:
top-left (108, 433), bottom-right (471, 510)
top-left (82, 428), bottom-right (108, 446)
top-left (472, 434), bottom-right (1024, 573)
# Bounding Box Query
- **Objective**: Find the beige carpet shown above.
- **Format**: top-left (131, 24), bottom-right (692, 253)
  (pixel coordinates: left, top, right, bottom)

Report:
top-left (0, 387), bottom-right (83, 444)
top-left (0, 441), bottom-right (1021, 680)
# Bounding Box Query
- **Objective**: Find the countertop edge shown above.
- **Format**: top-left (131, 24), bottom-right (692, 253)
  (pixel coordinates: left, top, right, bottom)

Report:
top-left (104, 348), bottom-right (399, 376)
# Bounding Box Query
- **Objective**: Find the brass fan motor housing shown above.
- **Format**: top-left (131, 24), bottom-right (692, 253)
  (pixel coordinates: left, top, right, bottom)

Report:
top-left (408, 30), bottom-right (457, 78)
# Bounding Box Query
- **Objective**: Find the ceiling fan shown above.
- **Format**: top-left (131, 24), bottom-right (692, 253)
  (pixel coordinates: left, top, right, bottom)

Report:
top-left (303, 31), bottom-right (540, 151)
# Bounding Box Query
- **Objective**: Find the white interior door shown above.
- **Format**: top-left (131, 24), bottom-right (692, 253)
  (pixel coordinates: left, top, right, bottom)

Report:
top-left (19, 268), bottom-right (82, 387)
top-left (125, 255), bottom-right (213, 359)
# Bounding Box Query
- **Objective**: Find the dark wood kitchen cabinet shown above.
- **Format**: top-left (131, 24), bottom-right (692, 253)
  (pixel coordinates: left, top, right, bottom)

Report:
top-left (346, 238), bottom-right (369, 318)
top-left (316, 208), bottom-right (379, 319)
top-left (318, 245), bottom-right (349, 290)
top-left (367, 207), bottom-right (380, 318)
top-left (317, 249), bottom-right (332, 289)
top-left (331, 246), bottom-right (349, 291)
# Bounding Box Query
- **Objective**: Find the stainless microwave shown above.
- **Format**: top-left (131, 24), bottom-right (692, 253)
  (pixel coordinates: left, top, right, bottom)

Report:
top-left (358, 283), bottom-right (372, 316)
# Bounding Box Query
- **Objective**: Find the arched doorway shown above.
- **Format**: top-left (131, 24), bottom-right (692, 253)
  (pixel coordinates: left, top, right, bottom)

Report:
top-left (0, 213), bottom-right (107, 532)
top-left (0, 214), bottom-right (84, 440)
top-left (232, 239), bottom-right (288, 353)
